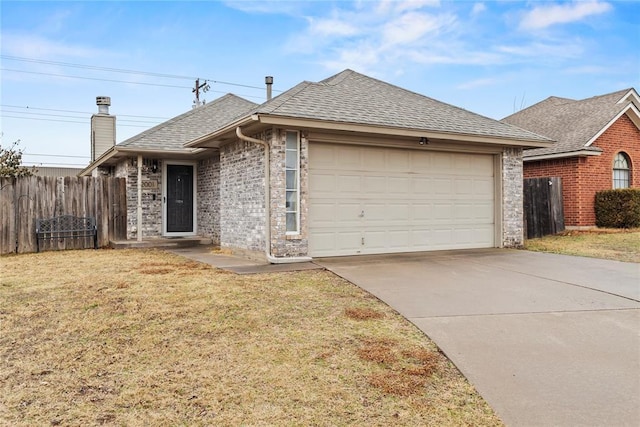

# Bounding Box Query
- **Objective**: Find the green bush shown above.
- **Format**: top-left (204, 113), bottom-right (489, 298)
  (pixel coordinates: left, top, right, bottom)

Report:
top-left (595, 189), bottom-right (640, 228)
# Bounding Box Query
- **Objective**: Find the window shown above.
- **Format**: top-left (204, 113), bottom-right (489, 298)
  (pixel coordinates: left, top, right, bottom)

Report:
top-left (285, 131), bottom-right (300, 233)
top-left (613, 152), bottom-right (631, 189)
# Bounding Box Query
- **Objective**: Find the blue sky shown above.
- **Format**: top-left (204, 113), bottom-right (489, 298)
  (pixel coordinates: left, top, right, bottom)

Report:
top-left (1, 0), bottom-right (638, 167)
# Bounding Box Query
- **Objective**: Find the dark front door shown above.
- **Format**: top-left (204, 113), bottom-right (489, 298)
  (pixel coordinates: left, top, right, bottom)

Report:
top-left (166, 164), bottom-right (194, 233)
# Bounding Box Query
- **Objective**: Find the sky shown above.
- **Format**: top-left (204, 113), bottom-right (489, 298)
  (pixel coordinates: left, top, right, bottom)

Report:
top-left (1, 0), bottom-right (638, 168)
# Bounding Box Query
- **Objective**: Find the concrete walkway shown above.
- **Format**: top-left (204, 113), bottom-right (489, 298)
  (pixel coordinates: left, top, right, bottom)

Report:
top-left (316, 249), bottom-right (640, 427)
top-left (167, 246), bottom-right (322, 274)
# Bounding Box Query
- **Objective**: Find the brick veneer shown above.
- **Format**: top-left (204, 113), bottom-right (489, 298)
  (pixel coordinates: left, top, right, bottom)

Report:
top-left (502, 147), bottom-right (524, 247)
top-left (197, 155), bottom-right (220, 244)
top-left (524, 114), bottom-right (639, 227)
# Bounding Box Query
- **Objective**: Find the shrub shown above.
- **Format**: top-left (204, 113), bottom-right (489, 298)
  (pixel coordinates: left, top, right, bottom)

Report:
top-left (595, 189), bottom-right (640, 228)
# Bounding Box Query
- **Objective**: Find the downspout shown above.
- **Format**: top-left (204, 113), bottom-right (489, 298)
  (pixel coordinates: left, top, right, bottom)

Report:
top-left (235, 127), bottom-right (311, 264)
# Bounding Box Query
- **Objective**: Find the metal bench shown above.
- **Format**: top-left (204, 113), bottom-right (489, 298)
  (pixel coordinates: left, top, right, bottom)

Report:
top-left (35, 215), bottom-right (98, 252)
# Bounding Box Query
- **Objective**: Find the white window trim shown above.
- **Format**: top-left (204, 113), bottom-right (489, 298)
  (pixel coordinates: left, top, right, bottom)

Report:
top-left (285, 130), bottom-right (300, 235)
top-left (612, 152), bottom-right (631, 189)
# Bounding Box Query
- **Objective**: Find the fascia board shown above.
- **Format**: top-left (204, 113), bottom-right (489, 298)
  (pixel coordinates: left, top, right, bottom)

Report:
top-left (585, 103), bottom-right (640, 147)
top-left (79, 147), bottom-right (119, 176)
top-left (184, 116), bottom-right (256, 148)
top-left (255, 114), bottom-right (554, 148)
top-left (524, 150), bottom-right (602, 162)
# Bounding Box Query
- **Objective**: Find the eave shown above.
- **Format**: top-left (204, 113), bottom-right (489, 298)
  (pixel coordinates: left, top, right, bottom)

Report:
top-left (524, 150), bottom-right (602, 162)
top-left (185, 113), bottom-right (554, 149)
top-left (79, 146), bottom-right (207, 176)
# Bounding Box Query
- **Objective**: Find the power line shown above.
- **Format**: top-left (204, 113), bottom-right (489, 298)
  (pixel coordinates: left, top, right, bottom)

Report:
top-left (1, 109), bottom-right (162, 124)
top-left (2, 115), bottom-right (152, 127)
top-left (1, 68), bottom-right (192, 89)
top-left (1, 54), bottom-right (282, 93)
top-left (23, 152), bottom-right (89, 159)
top-left (2, 68), bottom-right (267, 100)
top-left (23, 162), bottom-right (87, 167)
top-left (1, 104), bottom-right (170, 119)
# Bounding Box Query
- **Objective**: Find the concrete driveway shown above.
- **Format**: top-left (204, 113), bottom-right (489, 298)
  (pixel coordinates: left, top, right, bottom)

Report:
top-left (316, 249), bottom-right (640, 427)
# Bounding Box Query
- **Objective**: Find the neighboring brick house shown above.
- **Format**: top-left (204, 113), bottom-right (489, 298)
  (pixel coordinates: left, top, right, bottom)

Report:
top-left (82, 70), bottom-right (551, 262)
top-left (502, 89), bottom-right (639, 228)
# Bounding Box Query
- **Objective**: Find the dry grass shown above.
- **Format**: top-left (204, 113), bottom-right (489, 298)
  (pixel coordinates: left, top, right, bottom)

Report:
top-left (0, 249), bottom-right (502, 426)
top-left (525, 228), bottom-right (640, 263)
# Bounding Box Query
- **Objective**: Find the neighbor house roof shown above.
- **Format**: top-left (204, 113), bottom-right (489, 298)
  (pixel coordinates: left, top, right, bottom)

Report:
top-left (502, 88), bottom-right (640, 160)
top-left (187, 69), bottom-right (552, 148)
top-left (80, 93), bottom-right (257, 175)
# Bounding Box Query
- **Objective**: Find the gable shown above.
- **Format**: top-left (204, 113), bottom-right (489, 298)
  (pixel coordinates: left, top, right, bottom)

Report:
top-left (502, 88), bottom-right (639, 160)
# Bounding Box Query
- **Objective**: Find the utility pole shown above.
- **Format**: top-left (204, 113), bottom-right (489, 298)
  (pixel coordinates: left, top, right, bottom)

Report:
top-left (192, 78), bottom-right (210, 108)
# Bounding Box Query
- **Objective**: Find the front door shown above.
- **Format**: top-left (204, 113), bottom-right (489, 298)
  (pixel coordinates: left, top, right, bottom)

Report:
top-left (165, 164), bottom-right (194, 233)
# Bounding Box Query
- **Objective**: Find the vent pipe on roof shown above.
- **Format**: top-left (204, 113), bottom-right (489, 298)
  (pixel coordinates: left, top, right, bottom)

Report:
top-left (96, 96), bottom-right (111, 114)
top-left (265, 76), bottom-right (273, 101)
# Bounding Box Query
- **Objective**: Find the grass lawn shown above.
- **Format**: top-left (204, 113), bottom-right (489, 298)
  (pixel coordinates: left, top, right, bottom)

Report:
top-left (0, 249), bottom-right (501, 426)
top-left (524, 228), bottom-right (640, 263)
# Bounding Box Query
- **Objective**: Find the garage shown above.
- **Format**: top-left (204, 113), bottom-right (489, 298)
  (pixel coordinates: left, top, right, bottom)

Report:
top-left (309, 143), bottom-right (497, 257)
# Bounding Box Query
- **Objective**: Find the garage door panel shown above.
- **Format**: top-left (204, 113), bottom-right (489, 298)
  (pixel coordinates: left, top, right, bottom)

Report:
top-left (363, 175), bottom-right (387, 194)
top-left (412, 177), bottom-right (433, 194)
top-left (338, 175), bottom-right (362, 193)
top-left (434, 178), bottom-right (453, 194)
top-left (309, 144), bottom-right (495, 257)
top-left (309, 172), bottom-right (336, 194)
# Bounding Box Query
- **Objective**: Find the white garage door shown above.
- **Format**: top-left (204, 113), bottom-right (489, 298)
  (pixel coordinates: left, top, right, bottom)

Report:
top-left (309, 143), bottom-right (495, 257)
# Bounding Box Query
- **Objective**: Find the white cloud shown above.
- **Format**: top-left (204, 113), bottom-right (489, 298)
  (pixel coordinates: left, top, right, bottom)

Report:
top-left (457, 77), bottom-right (498, 90)
top-left (382, 12), bottom-right (444, 46)
top-left (471, 3), bottom-right (486, 15)
top-left (1, 34), bottom-right (108, 59)
top-left (519, 1), bottom-right (612, 30)
top-left (497, 41), bottom-right (584, 59)
top-left (308, 17), bottom-right (359, 37)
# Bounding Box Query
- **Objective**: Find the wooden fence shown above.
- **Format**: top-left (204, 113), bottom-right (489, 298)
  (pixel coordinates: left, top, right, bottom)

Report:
top-left (523, 177), bottom-right (565, 239)
top-left (0, 176), bottom-right (127, 254)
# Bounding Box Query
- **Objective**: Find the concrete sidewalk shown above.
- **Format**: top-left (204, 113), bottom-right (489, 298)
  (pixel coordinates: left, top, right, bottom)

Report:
top-left (167, 246), bottom-right (322, 274)
top-left (316, 249), bottom-right (640, 427)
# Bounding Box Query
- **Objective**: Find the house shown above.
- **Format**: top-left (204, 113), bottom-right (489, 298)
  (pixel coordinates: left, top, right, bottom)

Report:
top-left (502, 89), bottom-right (640, 228)
top-left (81, 69), bottom-right (551, 261)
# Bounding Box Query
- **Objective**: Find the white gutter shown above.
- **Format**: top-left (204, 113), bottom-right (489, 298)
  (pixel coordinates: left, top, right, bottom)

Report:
top-left (235, 127), bottom-right (312, 264)
top-left (524, 150), bottom-right (601, 162)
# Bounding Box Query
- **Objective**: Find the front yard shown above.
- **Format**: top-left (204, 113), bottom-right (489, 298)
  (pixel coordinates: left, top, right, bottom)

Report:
top-left (0, 249), bottom-right (501, 426)
top-left (524, 228), bottom-right (640, 263)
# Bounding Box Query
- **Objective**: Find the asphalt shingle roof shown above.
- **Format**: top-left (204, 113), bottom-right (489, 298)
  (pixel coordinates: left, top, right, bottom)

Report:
top-left (119, 93), bottom-right (256, 151)
top-left (501, 88), bottom-right (635, 158)
top-left (247, 69), bottom-right (550, 142)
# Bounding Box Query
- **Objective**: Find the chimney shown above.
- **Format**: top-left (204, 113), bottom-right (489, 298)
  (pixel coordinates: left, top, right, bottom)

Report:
top-left (265, 76), bottom-right (273, 101)
top-left (91, 96), bottom-right (116, 162)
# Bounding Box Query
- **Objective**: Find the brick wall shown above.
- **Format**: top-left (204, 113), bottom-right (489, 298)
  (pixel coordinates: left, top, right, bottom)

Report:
top-left (502, 147), bottom-right (524, 247)
top-left (524, 114), bottom-right (639, 227)
top-left (219, 135), bottom-right (266, 256)
top-left (269, 129), bottom-right (309, 258)
top-left (115, 158), bottom-right (163, 239)
top-left (197, 155), bottom-right (220, 245)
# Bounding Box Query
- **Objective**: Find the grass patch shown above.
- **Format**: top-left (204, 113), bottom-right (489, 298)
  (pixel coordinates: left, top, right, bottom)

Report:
top-left (0, 249), bottom-right (502, 426)
top-left (525, 228), bottom-right (640, 263)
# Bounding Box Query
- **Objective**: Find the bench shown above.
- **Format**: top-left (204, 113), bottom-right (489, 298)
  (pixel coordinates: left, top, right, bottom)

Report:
top-left (35, 215), bottom-right (98, 252)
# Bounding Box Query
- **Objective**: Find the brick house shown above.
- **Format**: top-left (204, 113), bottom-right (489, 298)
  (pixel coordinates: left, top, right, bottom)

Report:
top-left (81, 70), bottom-right (551, 262)
top-left (502, 89), bottom-right (639, 228)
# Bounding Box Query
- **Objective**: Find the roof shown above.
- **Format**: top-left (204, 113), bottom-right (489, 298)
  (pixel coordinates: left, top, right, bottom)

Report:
top-left (502, 88), bottom-right (640, 159)
top-left (248, 69), bottom-right (550, 143)
top-left (119, 93), bottom-right (257, 151)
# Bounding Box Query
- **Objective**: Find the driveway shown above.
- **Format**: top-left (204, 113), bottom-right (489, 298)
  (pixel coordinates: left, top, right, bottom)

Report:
top-left (316, 249), bottom-right (640, 427)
